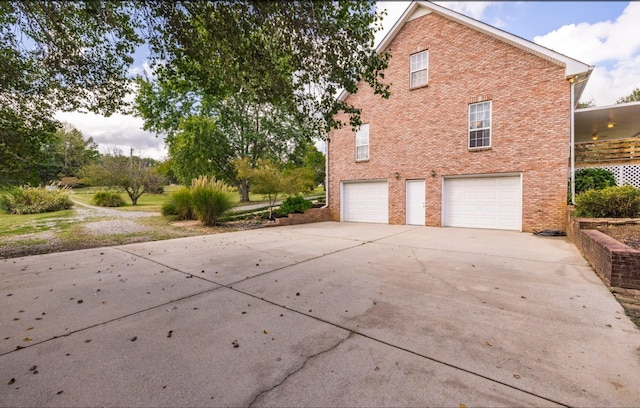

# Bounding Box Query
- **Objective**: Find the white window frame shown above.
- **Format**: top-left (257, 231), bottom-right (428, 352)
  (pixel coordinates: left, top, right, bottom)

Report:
top-left (410, 50), bottom-right (429, 88)
top-left (355, 124), bottom-right (369, 161)
top-left (468, 101), bottom-right (492, 149)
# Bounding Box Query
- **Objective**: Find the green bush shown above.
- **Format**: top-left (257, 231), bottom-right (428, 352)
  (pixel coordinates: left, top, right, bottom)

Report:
top-left (574, 185), bottom-right (640, 218)
top-left (147, 185), bottom-right (165, 194)
top-left (162, 187), bottom-right (194, 220)
top-left (92, 191), bottom-right (125, 207)
top-left (0, 186), bottom-right (73, 214)
top-left (575, 168), bottom-right (616, 194)
top-left (190, 176), bottom-right (233, 226)
top-left (278, 195), bottom-right (312, 215)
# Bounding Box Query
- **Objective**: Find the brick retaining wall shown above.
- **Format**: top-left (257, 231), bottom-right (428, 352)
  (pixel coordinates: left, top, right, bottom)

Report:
top-left (567, 207), bottom-right (640, 289)
top-left (274, 208), bottom-right (331, 226)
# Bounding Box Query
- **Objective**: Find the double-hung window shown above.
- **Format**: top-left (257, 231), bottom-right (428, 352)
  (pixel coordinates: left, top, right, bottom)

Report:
top-left (410, 50), bottom-right (429, 88)
top-left (468, 101), bottom-right (491, 148)
top-left (355, 124), bottom-right (369, 161)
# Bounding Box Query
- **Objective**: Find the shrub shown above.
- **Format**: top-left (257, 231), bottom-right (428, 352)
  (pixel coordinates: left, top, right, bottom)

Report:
top-left (278, 195), bottom-right (312, 215)
top-left (574, 185), bottom-right (640, 218)
top-left (161, 200), bottom-right (177, 217)
top-left (190, 176), bottom-right (233, 226)
top-left (0, 186), bottom-right (73, 214)
top-left (147, 185), bottom-right (165, 194)
top-left (161, 187), bottom-right (194, 220)
top-left (92, 191), bottom-right (125, 207)
top-left (575, 168), bottom-right (616, 194)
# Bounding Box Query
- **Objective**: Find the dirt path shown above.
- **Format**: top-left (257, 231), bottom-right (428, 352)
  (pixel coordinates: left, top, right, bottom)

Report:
top-left (0, 200), bottom-right (265, 260)
top-left (70, 198), bottom-right (159, 219)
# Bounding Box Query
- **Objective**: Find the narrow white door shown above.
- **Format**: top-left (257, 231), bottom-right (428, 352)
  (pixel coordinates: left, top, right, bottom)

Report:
top-left (406, 179), bottom-right (426, 225)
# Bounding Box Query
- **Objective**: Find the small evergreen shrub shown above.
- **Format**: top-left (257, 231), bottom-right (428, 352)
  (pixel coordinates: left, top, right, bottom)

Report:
top-left (574, 185), bottom-right (640, 218)
top-left (162, 187), bottom-right (194, 220)
top-left (278, 195), bottom-right (312, 215)
top-left (0, 186), bottom-right (73, 214)
top-left (575, 168), bottom-right (616, 194)
top-left (92, 191), bottom-right (125, 207)
top-left (190, 176), bottom-right (233, 226)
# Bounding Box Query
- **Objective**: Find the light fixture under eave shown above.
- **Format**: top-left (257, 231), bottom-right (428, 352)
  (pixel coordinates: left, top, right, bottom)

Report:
top-left (607, 122), bottom-right (614, 129)
top-left (592, 134), bottom-right (598, 141)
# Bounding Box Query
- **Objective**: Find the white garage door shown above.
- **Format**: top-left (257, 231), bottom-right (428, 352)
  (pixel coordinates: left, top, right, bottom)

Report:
top-left (342, 181), bottom-right (388, 223)
top-left (443, 175), bottom-right (522, 231)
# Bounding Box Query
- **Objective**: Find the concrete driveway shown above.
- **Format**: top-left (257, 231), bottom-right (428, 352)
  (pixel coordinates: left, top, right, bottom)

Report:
top-left (1, 222), bottom-right (639, 407)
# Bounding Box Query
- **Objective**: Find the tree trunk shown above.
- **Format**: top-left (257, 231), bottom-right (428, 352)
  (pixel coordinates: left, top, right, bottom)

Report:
top-left (238, 180), bottom-right (250, 202)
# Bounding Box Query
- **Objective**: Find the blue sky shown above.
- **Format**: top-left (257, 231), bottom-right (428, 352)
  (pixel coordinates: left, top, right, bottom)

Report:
top-left (58, 1), bottom-right (640, 159)
top-left (479, 1), bottom-right (628, 40)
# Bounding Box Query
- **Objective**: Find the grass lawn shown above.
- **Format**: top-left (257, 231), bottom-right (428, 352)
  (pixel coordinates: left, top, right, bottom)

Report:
top-left (71, 185), bottom-right (326, 213)
top-left (0, 209), bottom-right (78, 237)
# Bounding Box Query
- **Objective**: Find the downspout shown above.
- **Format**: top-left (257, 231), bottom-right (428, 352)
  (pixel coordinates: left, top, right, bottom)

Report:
top-left (322, 136), bottom-right (329, 209)
top-left (570, 81), bottom-right (576, 205)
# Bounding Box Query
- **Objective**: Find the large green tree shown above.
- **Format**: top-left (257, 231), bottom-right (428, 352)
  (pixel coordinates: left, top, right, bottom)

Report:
top-left (51, 124), bottom-right (100, 179)
top-left (136, 78), bottom-right (315, 201)
top-left (0, 109), bottom-right (57, 186)
top-left (140, 1), bottom-right (390, 135)
top-left (1, 1), bottom-right (142, 185)
top-left (80, 151), bottom-right (165, 205)
top-left (616, 87), bottom-right (640, 104)
top-left (302, 145), bottom-right (326, 188)
top-left (4, 1), bottom-right (389, 188)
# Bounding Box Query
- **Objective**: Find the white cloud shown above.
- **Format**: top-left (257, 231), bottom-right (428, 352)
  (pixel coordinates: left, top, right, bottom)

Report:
top-left (127, 61), bottom-right (156, 78)
top-left (434, 1), bottom-right (495, 19)
top-left (55, 111), bottom-right (167, 160)
top-left (533, 2), bottom-right (640, 105)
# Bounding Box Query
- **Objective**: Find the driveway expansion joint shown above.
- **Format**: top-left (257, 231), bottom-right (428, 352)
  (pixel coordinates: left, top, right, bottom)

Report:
top-left (229, 286), bottom-right (573, 408)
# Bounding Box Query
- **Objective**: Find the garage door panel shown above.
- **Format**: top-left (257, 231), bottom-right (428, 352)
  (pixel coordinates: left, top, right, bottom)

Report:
top-left (343, 181), bottom-right (388, 224)
top-left (443, 176), bottom-right (521, 231)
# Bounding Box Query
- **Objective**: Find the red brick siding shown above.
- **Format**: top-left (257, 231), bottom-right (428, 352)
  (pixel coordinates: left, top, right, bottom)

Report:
top-left (328, 11), bottom-right (570, 231)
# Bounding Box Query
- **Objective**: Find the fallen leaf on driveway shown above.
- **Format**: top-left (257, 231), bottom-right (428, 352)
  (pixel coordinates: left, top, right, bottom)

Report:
top-left (232, 339), bottom-right (239, 348)
top-left (513, 374), bottom-right (521, 379)
top-left (8, 378), bottom-right (15, 385)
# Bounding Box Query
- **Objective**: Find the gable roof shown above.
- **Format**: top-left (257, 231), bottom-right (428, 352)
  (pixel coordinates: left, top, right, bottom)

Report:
top-left (339, 1), bottom-right (594, 102)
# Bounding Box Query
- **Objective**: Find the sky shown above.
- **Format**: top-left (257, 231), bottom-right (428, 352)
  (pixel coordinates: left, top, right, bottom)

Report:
top-left (55, 1), bottom-right (640, 160)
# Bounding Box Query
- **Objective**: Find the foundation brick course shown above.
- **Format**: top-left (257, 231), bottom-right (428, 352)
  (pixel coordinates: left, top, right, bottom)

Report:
top-left (328, 10), bottom-right (571, 232)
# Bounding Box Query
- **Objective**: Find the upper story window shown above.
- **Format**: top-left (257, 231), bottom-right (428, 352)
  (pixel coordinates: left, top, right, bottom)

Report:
top-left (355, 124), bottom-right (369, 161)
top-left (410, 50), bottom-right (429, 88)
top-left (468, 101), bottom-right (491, 149)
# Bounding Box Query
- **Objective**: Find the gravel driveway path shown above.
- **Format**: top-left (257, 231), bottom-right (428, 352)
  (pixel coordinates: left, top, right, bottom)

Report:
top-left (70, 198), bottom-right (159, 219)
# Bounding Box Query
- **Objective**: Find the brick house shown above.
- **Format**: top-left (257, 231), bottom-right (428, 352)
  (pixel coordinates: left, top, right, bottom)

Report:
top-left (327, 1), bottom-right (593, 232)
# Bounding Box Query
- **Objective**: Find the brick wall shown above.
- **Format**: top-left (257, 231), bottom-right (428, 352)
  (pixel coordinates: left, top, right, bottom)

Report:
top-left (328, 10), bottom-right (570, 232)
top-left (273, 207), bottom-right (330, 226)
top-left (567, 208), bottom-right (640, 289)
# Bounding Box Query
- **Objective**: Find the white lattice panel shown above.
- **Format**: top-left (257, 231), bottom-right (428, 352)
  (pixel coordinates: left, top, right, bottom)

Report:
top-left (579, 164), bottom-right (640, 188)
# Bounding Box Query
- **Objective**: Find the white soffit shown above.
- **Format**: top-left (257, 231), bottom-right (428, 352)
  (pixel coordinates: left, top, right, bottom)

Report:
top-left (575, 102), bottom-right (640, 143)
top-left (407, 7), bottom-right (431, 21)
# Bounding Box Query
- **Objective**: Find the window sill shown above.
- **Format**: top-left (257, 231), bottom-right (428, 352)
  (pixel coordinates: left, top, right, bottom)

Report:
top-left (409, 83), bottom-right (429, 91)
top-left (468, 146), bottom-right (492, 152)
top-left (355, 159), bottom-right (370, 163)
